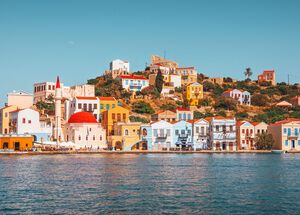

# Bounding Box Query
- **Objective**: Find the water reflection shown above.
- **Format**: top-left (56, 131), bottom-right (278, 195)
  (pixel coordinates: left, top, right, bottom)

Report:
top-left (0, 154), bottom-right (299, 214)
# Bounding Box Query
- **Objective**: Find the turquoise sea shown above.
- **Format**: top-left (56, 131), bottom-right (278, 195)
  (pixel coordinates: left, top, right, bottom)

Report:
top-left (0, 154), bottom-right (299, 214)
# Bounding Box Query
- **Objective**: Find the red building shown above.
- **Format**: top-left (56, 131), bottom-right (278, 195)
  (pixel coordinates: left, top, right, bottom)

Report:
top-left (258, 70), bottom-right (276, 85)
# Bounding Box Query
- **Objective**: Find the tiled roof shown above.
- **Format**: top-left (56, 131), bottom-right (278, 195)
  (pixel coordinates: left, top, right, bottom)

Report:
top-left (275, 101), bottom-right (292, 107)
top-left (76, 96), bottom-right (98, 100)
top-left (176, 107), bottom-right (190, 112)
top-left (98, 97), bottom-right (116, 101)
top-left (119, 75), bottom-right (148, 80)
top-left (269, 118), bottom-right (300, 126)
top-left (176, 67), bottom-right (195, 70)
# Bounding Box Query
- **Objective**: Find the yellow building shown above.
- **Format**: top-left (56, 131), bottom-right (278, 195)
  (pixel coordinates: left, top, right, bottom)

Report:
top-left (186, 82), bottom-right (204, 106)
top-left (0, 134), bottom-right (34, 151)
top-left (0, 105), bottom-right (18, 134)
top-left (108, 122), bottom-right (144, 150)
top-left (101, 106), bottom-right (129, 136)
top-left (97, 97), bottom-right (118, 113)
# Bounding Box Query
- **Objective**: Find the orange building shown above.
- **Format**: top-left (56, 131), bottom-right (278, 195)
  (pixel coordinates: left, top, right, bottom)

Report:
top-left (258, 70), bottom-right (276, 86)
top-left (0, 134), bottom-right (34, 151)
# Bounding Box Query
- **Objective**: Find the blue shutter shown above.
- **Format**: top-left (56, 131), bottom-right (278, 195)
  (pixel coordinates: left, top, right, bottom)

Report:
top-left (285, 140), bottom-right (289, 146)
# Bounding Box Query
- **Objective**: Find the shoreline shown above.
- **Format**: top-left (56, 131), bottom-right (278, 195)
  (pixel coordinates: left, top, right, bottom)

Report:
top-left (1, 150), bottom-right (299, 155)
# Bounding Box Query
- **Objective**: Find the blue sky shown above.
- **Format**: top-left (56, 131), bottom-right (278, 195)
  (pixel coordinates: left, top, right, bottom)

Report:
top-left (1, 0), bottom-right (300, 103)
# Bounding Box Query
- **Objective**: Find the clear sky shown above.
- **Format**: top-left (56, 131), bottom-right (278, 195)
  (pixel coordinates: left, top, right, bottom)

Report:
top-left (1, 0), bottom-right (300, 103)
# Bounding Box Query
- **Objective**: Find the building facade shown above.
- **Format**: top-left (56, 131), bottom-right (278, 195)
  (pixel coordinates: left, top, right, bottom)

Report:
top-left (151, 120), bottom-right (173, 150)
top-left (120, 75), bottom-right (149, 92)
top-left (110, 59), bottom-right (130, 72)
top-left (207, 116), bottom-right (237, 151)
top-left (65, 112), bottom-right (107, 149)
top-left (9, 108), bottom-right (52, 143)
top-left (98, 97), bottom-right (119, 113)
top-left (222, 89), bottom-right (251, 105)
top-left (258, 70), bottom-right (276, 86)
top-left (0, 105), bottom-right (18, 134)
top-left (7, 91), bottom-right (33, 109)
top-left (171, 121), bottom-right (193, 149)
top-left (101, 106), bottom-right (129, 136)
top-left (151, 110), bottom-right (177, 122)
top-left (108, 122), bottom-right (143, 151)
top-left (186, 82), bottom-right (204, 106)
top-left (174, 67), bottom-right (197, 86)
top-left (0, 134), bottom-right (33, 151)
top-left (65, 96), bottom-right (100, 121)
top-left (268, 118), bottom-right (300, 151)
top-left (190, 119), bottom-right (210, 150)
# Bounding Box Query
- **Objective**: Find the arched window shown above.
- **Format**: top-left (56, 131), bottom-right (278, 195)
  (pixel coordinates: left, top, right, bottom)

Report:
top-left (93, 136), bottom-right (95, 141)
top-left (125, 129), bottom-right (129, 136)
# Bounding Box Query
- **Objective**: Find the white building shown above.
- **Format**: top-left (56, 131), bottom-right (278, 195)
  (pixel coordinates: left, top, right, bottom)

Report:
top-left (65, 96), bottom-right (100, 121)
top-left (110, 59), bottom-right (130, 72)
top-left (191, 119), bottom-right (210, 150)
top-left (120, 75), bottom-right (149, 92)
top-left (65, 112), bottom-right (107, 149)
top-left (33, 81), bottom-right (68, 104)
top-left (9, 108), bottom-right (52, 143)
top-left (222, 89), bottom-right (251, 105)
top-left (7, 90), bottom-right (33, 109)
top-left (207, 116), bottom-right (237, 151)
top-left (151, 120), bottom-right (173, 150)
top-left (34, 81), bottom-right (95, 104)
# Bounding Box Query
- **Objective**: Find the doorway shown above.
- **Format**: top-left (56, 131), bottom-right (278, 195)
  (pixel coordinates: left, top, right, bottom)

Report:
top-left (292, 140), bottom-right (295, 149)
top-left (14, 142), bottom-right (20, 151)
top-left (222, 143), bottom-right (227, 150)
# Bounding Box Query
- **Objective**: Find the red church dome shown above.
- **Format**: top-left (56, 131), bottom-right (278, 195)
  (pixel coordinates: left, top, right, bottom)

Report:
top-left (68, 112), bottom-right (97, 124)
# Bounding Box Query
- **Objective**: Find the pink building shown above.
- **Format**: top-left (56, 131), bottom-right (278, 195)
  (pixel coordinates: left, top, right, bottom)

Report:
top-left (258, 70), bottom-right (276, 86)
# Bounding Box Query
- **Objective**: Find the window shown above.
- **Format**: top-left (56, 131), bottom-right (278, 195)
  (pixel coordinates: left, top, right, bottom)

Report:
top-left (283, 128), bottom-right (287, 134)
top-left (100, 135), bottom-right (102, 141)
top-left (229, 126), bottom-right (233, 132)
top-left (112, 113), bottom-right (116, 120)
top-left (123, 113), bottom-right (126, 120)
top-left (188, 130), bottom-right (191, 135)
top-left (93, 104), bottom-right (97, 109)
top-left (89, 104), bottom-right (92, 111)
top-left (196, 127), bottom-right (199, 134)
top-left (179, 114), bottom-right (182, 120)
top-left (188, 114), bottom-right (191, 120)
top-left (100, 104), bottom-right (104, 109)
top-left (4, 129), bottom-right (7, 134)
top-left (117, 113), bottom-right (121, 121)
top-left (298, 140), bottom-right (300, 146)
top-left (89, 128), bottom-right (92, 132)
top-left (175, 130), bottom-right (179, 135)
top-left (125, 80), bottom-right (129, 85)
top-left (106, 104), bottom-right (110, 110)
top-left (112, 104), bottom-right (116, 108)
top-left (285, 140), bottom-right (288, 146)
top-left (166, 129), bottom-right (170, 136)
top-left (86, 136), bottom-right (88, 141)
top-left (216, 125), bottom-right (219, 131)
top-left (5, 113), bottom-right (8, 118)
top-left (22, 118), bottom-right (26, 124)
top-left (28, 120), bottom-right (31, 124)
top-left (79, 135), bottom-right (81, 141)
top-left (78, 103), bottom-right (82, 109)
top-left (125, 129), bottom-right (129, 136)
top-left (257, 129), bottom-right (260, 134)
top-left (93, 136), bottom-right (95, 141)
top-left (83, 104), bottom-right (87, 111)
top-left (153, 129), bottom-right (158, 137)
top-left (242, 129), bottom-right (245, 134)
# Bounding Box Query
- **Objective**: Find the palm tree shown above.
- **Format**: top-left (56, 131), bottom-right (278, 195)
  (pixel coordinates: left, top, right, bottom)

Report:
top-left (244, 67), bottom-right (253, 80)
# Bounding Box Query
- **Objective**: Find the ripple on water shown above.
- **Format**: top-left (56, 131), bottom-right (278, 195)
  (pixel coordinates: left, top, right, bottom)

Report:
top-left (0, 154), bottom-right (300, 214)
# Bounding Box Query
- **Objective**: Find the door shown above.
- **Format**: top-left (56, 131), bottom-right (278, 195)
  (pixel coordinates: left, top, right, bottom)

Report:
top-left (222, 143), bottom-right (226, 150)
top-left (292, 140), bottom-right (295, 148)
top-left (14, 142), bottom-right (20, 151)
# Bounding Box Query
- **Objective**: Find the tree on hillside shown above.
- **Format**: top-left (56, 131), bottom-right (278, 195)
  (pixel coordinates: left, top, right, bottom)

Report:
top-left (251, 94), bottom-right (269, 106)
top-left (155, 70), bottom-right (164, 93)
top-left (244, 67), bottom-right (253, 80)
top-left (160, 103), bottom-right (177, 110)
top-left (132, 101), bottom-right (155, 114)
top-left (214, 97), bottom-right (238, 111)
top-left (255, 133), bottom-right (274, 150)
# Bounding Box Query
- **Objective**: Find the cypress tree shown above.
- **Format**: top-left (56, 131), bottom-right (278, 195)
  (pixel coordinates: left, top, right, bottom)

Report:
top-left (155, 70), bottom-right (164, 93)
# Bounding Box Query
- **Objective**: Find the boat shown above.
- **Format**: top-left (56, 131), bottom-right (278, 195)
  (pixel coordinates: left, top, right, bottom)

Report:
top-left (271, 150), bottom-right (286, 154)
